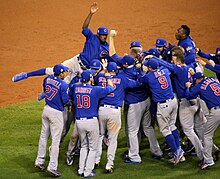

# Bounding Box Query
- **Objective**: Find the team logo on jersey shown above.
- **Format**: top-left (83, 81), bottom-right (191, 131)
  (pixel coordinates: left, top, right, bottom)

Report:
top-left (186, 46), bottom-right (192, 52)
top-left (100, 50), bottom-right (109, 58)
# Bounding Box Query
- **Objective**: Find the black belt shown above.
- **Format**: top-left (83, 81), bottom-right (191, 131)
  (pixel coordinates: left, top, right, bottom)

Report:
top-left (75, 117), bottom-right (96, 120)
top-left (209, 106), bottom-right (220, 110)
top-left (159, 97), bottom-right (174, 104)
top-left (77, 56), bottom-right (87, 70)
top-left (100, 104), bottom-right (119, 109)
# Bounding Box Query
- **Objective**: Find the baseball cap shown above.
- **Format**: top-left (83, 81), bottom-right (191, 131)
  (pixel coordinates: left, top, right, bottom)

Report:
top-left (81, 70), bottom-right (95, 82)
top-left (192, 72), bottom-right (204, 81)
top-left (145, 48), bottom-right (160, 58)
top-left (97, 26), bottom-right (109, 35)
top-left (107, 62), bottom-right (117, 72)
top-left (144, 58), bottom-right (159, 69)
top-left (122, 55), bottom-right (135, 66)
top-left (90, 59), bottom-right (101, 70)
top-left (154, 38), bottom-right (167, 47)
top-left (130, 41), bottom-right (142, 49)
top-left (53, 64), bottom-right (69, 75)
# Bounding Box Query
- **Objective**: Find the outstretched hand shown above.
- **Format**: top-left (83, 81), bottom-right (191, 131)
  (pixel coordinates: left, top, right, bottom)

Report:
top-left (109, 30), bottom-right (117, 37)
top-left (90, 2), bottom-right (98, 14)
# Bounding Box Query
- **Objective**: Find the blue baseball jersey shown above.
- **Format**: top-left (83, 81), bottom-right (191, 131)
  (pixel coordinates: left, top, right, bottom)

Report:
top-left (198, 50), bottom-right (220, 65)
top-left (156, 57), bottom-right (191, 98)
top-left (69, 83), bottom-right (114, 118)
top-left (185, 77), bottom-right (220, 109)
top-left (79, 28), bottom-right (109, 68)
top-left (139, 67), bottom-right (174, 103)
top-left (178, 36), bottom-right (196, 65)
top-left (205, 63), bottom-right (220, 73)
top-left (122, 67), bottom-right (149, 104)
top-left (43, 76), bottom-right (69, 111)
top-left (94, 72), bottom-right (140, 107)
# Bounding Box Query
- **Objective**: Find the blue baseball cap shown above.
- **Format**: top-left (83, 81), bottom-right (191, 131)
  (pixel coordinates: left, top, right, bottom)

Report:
top-left (90, 59), bottom-right (101, 70)
top-left (107, 62), bottom-right (118, 72)
top-left (81, 70), bottom-right (95, 82)
top-left (122, 55), bottom-right (135, 66)
top-left (53, 64), bottom-right (69, 75)
top-left (145, 48), bottom-right (160, 58)
top-left (154, 38), bottom-right (167, 47)
top-left (97, 26), bottom-right (108, 35)
top-left (144, 58), bottom-right (159, 69)
top-left (130, 41), bottom-right (142, 49)
top-left (192, 72), bottom-right (204, 81)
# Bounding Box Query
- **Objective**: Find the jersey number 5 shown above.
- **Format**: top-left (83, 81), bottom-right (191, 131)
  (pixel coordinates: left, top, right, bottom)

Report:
top-left (45, 85), bottom-right (58, 100)
top-left (158, 76), bottom-right (168, 89)
top-left (210, 83), bottom-right (220, 96)
top-left (76, 95), bottom-right (91, 108)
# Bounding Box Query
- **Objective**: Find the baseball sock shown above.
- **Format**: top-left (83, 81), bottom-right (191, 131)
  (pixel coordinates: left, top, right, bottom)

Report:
top-left (165, 134), bottom-right (178, 154)
top-left (27, 68), bottom-right (46, 77)
top-left (171, 129), bottom-right (181, 149)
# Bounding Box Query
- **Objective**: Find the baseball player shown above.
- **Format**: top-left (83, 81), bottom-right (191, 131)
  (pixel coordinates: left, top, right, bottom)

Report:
top-left (35, 64), bottom-right (69, 177)
top-left (197, 47), bottom-right (220, 80)
top-left (94, 62), bottom-right (141, 173)
top-left (153, 51), bottom-right (204, 161)
top-left (65, 59), bottom-right (102, 166)
top-left (153, 38), bottom-right (174, 62)
top-left (12, 2), bottom-right (109, 84)
top-left (139, 58), bottom-right (184, 165)
top-left (69, 70), bottom-right (114, 178)
top-left (175, 25), bottom-right (197, 65)
top-left (109, 30), bottom-right (163, 164)
top-left (185, 72), bottom-right (220, 169)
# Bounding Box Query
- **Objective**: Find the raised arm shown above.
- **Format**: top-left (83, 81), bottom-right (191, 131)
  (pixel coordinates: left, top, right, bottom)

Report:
top-left (109, 30), bottom-right (117, 56)
top-left (82, 2), bottom-right (98, 29)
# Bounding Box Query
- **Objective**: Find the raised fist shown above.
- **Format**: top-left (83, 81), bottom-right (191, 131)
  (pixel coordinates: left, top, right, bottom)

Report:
top-left (110, 30), bottom-right (117, 37)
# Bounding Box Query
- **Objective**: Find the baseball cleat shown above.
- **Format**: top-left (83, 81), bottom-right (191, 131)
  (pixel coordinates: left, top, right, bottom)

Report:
top-left (34, 163), bottom-right (46, 171)
top-left (152, 153), bottom-right (163, 159)
top-left (169, 156), bottom-right (186, 164)
top-left (84, 171), bottom-right (96, 178)
top-left (46, 168), bottom-right (61, 177)
top-left (78, 173), bottom-right (84, 177)
top-left (173, 149), bottom-right (184, 165)
top-left (66, 155), bottom-right (74, 166)
top-left (124, 158), bottom-right (141, 164)
top-left (105, 166), bottom-right (113, 173)
top-left (12, 72), bottom-right (28, 82)
top-left (200, 161), bottom-right (215, 170)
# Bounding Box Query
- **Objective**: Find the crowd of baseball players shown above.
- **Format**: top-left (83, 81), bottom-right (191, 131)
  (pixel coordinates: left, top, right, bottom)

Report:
top-left (12, 2), bottom-right (220, 178)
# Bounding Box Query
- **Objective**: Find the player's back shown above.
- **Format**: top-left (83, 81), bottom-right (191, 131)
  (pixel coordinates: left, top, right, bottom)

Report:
top-left (146, 67), bottom-right (174, 103)
top-left (43, 75), bottom-right (69, 111)
top-left (71, 83), bottom-right (113, 118)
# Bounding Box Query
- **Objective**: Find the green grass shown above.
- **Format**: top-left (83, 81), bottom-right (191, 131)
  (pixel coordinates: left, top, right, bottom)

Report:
top-left (0, 99), bottom-right (220, 179)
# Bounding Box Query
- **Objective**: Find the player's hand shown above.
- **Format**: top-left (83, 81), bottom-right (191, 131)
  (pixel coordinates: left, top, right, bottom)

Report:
top-left (209, 60), bottom-right (215, 67)
top-left (109, 30), bottom-right (117, 37)
top-left (197, 58), bottom-right (206, 67)
top-left (144, 55), bottom-right (153, 60)
top-left (185, 82), bottom-right (192, 88)
top-left (196, 47), bottom-right (200, 54)
top-left (101, 59), bottom-right (108, 70)
top-left (188, 67), bottom-right (195, 75)
top-left (142, 65), bottom-right (148, 72)
top-left (90, 2), bottom-right (98, 14)
top-left (38, 92), bottom-right (46, 101)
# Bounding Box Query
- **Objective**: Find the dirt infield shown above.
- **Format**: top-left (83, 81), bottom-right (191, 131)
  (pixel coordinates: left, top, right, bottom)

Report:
top-left (0, 0), bottom-right (219, 106)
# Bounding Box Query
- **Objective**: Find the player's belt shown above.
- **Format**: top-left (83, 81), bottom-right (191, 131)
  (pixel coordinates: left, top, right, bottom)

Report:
top-left (159, 96), bottom-right (174, 104)
top-left (209, 106), bottom-right (220, 110)
top-left (100, 104), bottom-right (119, 109)
top-left (75, 117), bottom-right (97, 120)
